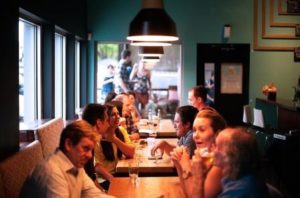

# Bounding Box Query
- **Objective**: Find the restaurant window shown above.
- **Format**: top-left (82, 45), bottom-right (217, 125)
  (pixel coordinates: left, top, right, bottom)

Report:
top-left (95, 42), bottom-right (182, 119)
top-left (54, 33), bottom-right (66, 119)
top-left (75, 40), bottom-right (80, 113)
top-left (19, 18), bottom-right (41, 122)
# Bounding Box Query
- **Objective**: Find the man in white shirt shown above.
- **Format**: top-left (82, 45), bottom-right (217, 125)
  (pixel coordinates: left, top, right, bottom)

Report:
top-left (188, 85), bottom-right (215, 112)
top-left (21, 120), bottom-right (114, 198)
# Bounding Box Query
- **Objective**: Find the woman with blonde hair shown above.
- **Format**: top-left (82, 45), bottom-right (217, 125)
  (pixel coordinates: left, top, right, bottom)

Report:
top-left (171, 109), bottom-right (226, 198)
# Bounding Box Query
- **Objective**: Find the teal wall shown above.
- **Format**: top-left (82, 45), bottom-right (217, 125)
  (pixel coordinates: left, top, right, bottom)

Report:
top-left (87, 0), bottom-right (300, 105)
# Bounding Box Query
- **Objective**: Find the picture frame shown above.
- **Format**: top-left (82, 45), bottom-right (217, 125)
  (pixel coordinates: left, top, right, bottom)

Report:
top-left (295, 47), bottom-right (300, 62)
top-left (296, 24), bottom-right (300, 37)
top-left (221, 63), bottom-right (243, 94)
top-left (287, 0), bottom-right (300, 13)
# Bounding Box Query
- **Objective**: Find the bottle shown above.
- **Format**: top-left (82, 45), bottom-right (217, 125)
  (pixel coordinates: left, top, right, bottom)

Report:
top-left (156, 108), bottom-right (161, 131)
top-left (148, 109), bottom-right (152, 122)
top-left (157, 109), bottom-right (161, 123)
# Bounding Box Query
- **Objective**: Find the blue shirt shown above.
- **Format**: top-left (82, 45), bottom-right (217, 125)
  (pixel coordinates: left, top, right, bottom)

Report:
top-left (177, 130), bottom-right (196, 158)
top-left (219, 175), bottom-right (269, 198)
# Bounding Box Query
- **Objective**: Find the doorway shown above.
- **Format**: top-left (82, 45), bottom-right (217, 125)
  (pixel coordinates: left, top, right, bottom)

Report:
top-left (197, 44), bottom-right (250, 125)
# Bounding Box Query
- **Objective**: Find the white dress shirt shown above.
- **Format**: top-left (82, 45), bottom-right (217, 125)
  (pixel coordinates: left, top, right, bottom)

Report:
top-left (21, 149), bottom-right (114, 198)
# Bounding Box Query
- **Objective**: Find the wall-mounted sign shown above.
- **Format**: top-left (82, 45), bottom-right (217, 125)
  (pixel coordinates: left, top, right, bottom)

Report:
top-left (221, 63), bottom-right (243, 94)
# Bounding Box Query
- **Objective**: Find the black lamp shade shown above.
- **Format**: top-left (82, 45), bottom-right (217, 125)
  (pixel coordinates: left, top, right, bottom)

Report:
top-left (127, 8), bottom-right (178, 42)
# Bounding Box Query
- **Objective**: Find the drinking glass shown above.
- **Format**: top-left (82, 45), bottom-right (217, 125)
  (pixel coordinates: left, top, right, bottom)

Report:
top-left (198, 147), bottom-right (214, 168)
top-left (128, 160), bottom-right (139, 185)
top-left (154, 150), bottom-right (162, 164)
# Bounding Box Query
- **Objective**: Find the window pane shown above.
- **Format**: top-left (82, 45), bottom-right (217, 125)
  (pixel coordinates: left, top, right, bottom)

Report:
top-left (19, 19), bottom-right (40, 122)
top-left (55, 33), bottom-right (66, 119)
top-left (75, 40), bottom-right (80, 112)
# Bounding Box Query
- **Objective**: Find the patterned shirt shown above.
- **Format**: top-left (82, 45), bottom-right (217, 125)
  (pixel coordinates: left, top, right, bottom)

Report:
top-left (115, 61), bottom-right (132, 94)
top-left (177, 130), bottom-right (196, 158)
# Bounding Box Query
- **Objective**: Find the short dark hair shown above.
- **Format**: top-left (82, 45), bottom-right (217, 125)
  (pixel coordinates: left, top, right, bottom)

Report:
top-left (191, 85), bottom-right (207, 101)
top-left (82, 103), bottom-right (107, 126)
top-left (127, 91), bottom-right (136, 99)
top-left (59, 120), bottom-right (99, 152)
top-left (104, 92), bottom-right (117, 103)
top-left (121, 49), bottom-right (131, 59)
top-left (176, 105), bottom-right (198, 129)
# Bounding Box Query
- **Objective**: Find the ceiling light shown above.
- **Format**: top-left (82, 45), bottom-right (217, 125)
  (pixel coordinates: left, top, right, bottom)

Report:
top-left (127, 0), bottom-right (179, 42)
top-left (130, 41), bottom-right (171, 46)
top-left (141, 56), bottom-right (160, 63)
top-left (138, 46), bottom-right (164, 57)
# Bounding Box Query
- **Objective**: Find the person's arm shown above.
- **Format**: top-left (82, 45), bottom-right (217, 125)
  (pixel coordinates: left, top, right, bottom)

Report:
top-left (151, 140), bottom-right (176, 156)
top-left (203, 166), bottom-right (223, 198)
top-left (102, 77), bottom-right (114, 85)
top-left (94, 143), bottom-right (115, 182)
top-left (116, 65), bottom-right (129, 92)
top-left (129, 63), bottom-right (138, 80)
top-left (104, 127), bottom-right (135, 158)
top-left (81, 169), bottom-right (115, 197)
top-left (94, 163), bottom-right (114, 182)
top-left (110, 135), bottom-right (135, 158)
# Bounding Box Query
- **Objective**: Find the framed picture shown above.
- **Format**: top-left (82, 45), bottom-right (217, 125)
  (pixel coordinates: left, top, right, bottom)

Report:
top-left (287, 0), bottom-right (300, 13)
top-left (295, 47), bottom-right (300, 62)
top-left (296, 24), bottom-right (300, 37)
top-left (221, 63), bottom-right (243, 94)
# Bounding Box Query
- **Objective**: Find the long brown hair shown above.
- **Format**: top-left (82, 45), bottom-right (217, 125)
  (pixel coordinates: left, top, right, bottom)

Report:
top-left (101, 103), bottom-right (125, 161)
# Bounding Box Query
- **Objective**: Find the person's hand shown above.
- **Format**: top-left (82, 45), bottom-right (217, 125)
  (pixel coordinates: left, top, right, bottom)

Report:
top-left (170, 146), bottom-right (191, 179)
top-left (119, 117), bottom-right (126, 128)
top-left (102, 125), bottom-right (117, 142)
top-left (151, 140), bottom-right (166, 156)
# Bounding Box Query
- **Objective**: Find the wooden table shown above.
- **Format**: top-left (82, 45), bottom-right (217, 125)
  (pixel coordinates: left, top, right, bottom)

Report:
top-left (138, 119), bottom-right (177, 138)
top-left (116, 138), bottom-right (178, 176)
top-left (108, 177), bottom-right (184, 198)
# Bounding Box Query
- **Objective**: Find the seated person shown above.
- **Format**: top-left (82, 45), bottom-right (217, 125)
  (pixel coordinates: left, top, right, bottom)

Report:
top-left (175, 126), bottom-right (269, 198)
top-left (213, 127), bottom-right (269, 197)
top-left (151, 105), bottom-right (198, 158)
top-left (114, 93), bottom-right (140, 140)
top-left (127, 91), bottom-right (141, 123)
top-left (94, 103), bottom-right (135, 190)
top-left (171, 109), bottom-right (226, 198)
top-left (20, 120), bottom-right (113, 197)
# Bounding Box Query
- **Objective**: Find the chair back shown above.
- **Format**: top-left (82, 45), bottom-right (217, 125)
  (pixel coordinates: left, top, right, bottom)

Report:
top-left (243, 104), bottom-right (252, 124)
top-left (0, 141), bottom-right (43, 198)
top-left (253, 108), bottom-right (265, 128)
top-left (35, 117), bottom-right (64, 158)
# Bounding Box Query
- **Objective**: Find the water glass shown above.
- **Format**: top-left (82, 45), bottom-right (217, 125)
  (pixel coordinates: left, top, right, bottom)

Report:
top-left (128, 160), bottom-right (139, 185)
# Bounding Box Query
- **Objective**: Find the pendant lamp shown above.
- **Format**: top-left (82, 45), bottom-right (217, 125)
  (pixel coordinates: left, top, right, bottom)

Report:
top-left (131, 41), bottom-right (171, 46)
top-left (138, 46), bottom-right (164, 57)
top-left (127, 0), bottom-right (179, 42)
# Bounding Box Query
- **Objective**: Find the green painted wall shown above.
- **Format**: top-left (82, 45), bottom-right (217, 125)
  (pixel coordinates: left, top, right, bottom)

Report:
top-left (87, 0), bottom-right (300, 105)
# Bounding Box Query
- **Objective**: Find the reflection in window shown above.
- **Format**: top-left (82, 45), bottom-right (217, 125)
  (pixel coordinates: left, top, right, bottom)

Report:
top-left (204, 63), bottom-right (215, 107)
top-left (19, 18), bottom-right (41, 122)
top-left (54, 33), bottom-right (66, 119)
